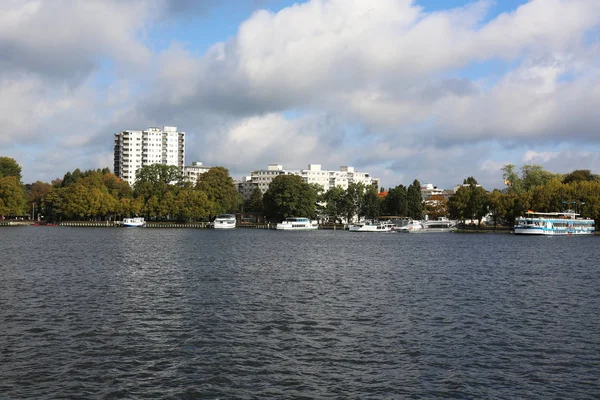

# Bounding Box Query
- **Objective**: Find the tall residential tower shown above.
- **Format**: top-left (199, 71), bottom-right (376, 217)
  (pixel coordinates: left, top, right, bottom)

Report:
top-left (114, 126), bottom-right (185, 187)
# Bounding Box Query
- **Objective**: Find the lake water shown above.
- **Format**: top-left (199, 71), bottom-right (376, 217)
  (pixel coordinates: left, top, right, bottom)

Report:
top-left (1, 227), bottom-right (599, 399)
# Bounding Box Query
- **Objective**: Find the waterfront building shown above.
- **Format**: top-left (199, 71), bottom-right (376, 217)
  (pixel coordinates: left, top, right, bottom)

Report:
top-left (242, 164), bottom-right (380, 197)
top-left (183, 161), bottom-right (211, 184)
top-left (114, 126), bottom-right (185, 186)
top-left (249, 164), bottom-right (291, 195)
top-left (237, 176), bottom-right (259, 200)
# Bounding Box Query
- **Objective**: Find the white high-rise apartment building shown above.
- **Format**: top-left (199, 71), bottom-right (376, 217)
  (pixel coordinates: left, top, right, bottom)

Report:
top-left (242, 164), bottom-right (380, 199)
top-left (114, 126), bottom-right (185, 186)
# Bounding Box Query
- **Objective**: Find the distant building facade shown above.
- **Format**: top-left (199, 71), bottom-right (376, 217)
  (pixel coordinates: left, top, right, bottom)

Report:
top-left (114, 126), bottom-right (185, 186)
top-left (236, 176), bottom-right (259, 200)
top-left (239, 163), bottom-right (380, 199)
top-left (183, 161), bottom-right (212, 184)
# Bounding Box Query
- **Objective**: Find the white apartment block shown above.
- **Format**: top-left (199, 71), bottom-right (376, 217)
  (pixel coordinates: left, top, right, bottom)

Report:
top-left (242, 164), bottom-right (380, 199)
top-left (114, 126), bottom-right (185, 186)
top-left (183, 161), bottom-right (212, 184)
top-left (237, 176), bottom-right (259, 200)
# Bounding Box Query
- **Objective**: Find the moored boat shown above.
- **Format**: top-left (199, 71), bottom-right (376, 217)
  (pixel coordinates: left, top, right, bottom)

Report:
top-left (420, 217), bottom-right (457, 233)
top-left (348, 220), bottom-right (393, 232)
top-left (122, 217), bottom-right (146, 227)
top-left (394, 219), bottom-right (424, 233)
top-left (276, 217), bottom-right (319, 230)
top-left (513, 211), bottom-right (594, 235)
top-left (212, 214), bottom-right (236, 229)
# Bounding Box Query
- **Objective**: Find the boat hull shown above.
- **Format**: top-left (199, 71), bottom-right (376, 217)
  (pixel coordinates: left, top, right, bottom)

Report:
top-left (410, 227), bottom-right (455, 233)
top-left (348, 225), bottom-right (392, 232)
top-left (276, 224), bottom-right (318, 230)
top-left (213, 221), bottom-right (236, 229)
top-left (513, 227), bottom-right (593, 235)
top-left (122, 217), bottom-right (145, 227)
top-left (514, 212), bottom-right (594, 236)
top-left (213, 223), bottom-right (236, 229)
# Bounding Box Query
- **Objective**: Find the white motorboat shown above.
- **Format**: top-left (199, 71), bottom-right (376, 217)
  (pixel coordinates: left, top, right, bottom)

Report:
top-left (122, 217), bottom-right (146, 227)
top-left (212, 214), bottom-right (236, 229)
top-left (394, 219), bottom-right (423, 232)
top-left (276, 217), bottom-right (319, 230)
top-left (348, 220), bottom-right (393, 232)
top-left (514, 211), bottom-right (595, 235)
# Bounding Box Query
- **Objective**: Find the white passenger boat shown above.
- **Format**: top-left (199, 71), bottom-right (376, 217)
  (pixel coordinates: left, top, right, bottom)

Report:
top-left (348, 220), bottom-right (393, 232)
top-left (122, 217), bottom-right (146, 227)
top-left (212, 214), bottom-right (236, 229)
top-left (276, 217), bottom-right (319, 230)
top-left (514, 211), bottom-right (595, 235)
top-left (421, 217), bottom-right (457, 233)
top-left (395, 220), bottom-right (424, 233)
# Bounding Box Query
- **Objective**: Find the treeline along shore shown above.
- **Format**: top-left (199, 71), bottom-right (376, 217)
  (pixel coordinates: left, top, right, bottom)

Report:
top-left (2, 156), bottom-right (600, 229)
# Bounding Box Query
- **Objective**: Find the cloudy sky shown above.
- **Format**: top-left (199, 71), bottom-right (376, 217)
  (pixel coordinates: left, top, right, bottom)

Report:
top-left (2, 0), bottom-right (600, 190)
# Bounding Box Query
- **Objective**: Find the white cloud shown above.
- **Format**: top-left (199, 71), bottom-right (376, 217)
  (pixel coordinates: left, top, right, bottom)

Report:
top-left (0, 0), bottom-right (152, 82)
top-left (523, 150), bottom-right (560, 164)
top-left (2, 0), bottom-right (600, 189)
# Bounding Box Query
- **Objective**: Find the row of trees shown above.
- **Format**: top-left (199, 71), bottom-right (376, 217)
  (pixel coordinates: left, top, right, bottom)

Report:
top-left (1, 157), bottom-right (243, 222)
top-left (447, 167), bottom-right (600, 228)
top-left (3, 155), bottom-right (600, 226)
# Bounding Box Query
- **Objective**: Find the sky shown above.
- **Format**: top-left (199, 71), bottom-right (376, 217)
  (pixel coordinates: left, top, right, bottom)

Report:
top-left (2, 0), bottom-right (600, 190)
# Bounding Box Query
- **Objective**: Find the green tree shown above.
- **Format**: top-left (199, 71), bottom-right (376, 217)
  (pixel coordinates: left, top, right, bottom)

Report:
top-left (174, 189), bottom-right (210, 222)
top-left (502, 164), bottom-right (522, 193)
top-left (361, 186), bottom-right (381, 220)
top-left (342, 182), bottom-right (365, 222)
top-left (407, 179), bottom-right (423, 220)
top-left (463, 176), bottom-right (478, 185)
top-left (43, 189), bottom-right (64, 222)
top-left (196, 167), bottom-right (242, 217)
top-left (62, 183), bottom-right (94, 219)
top-left (520, 165), bottom-right (558, 191)
top-left (563, 169), bottom-right (596, 184)
top-left (244, 187), bottom-right (263, 212)
top-left (448, 179), bottom-right (488, 228)
top-left (487, 189), bottom-right (506, 229)
top-left (136, 164), bottom-right (183, 186)
top-left (503, 191), bottom-right (531, 227)
top-left (103, 173), bottom-right (132, 199)
top-left (158, 191), bottom-right (176, 220)
top-left (383, 185), bottom-right (408, 216)
top-left (0, 176), bottom-right (26, 216)
top-left (27, 181), bottom-right (52, 219)
top-left (323, 186), bottom-right (346, 223)
top-left (469, 185), bottom-right (489, 228)
top-left (143, 195), bottom-right (161, 219)
top-left (263, 175), bottom-right (317, 221)
top-left (448, 186), bottom-right (470, 223)
top-left (0, 157), bottom-right (22, 181)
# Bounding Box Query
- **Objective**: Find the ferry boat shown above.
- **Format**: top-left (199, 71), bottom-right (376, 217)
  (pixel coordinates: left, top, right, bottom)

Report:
top-left (212, 214), bottom-right (236, 229)
top-left (514, 211), bottom-right (595, 235)
top-left (348, 220), bottom-right (394, 232)
top-left (276, 217), bottom-right (319, 230)
top-left (420, 217), bottom-right (457, 233)
top-left (122, 217), bottom-right (146, 227)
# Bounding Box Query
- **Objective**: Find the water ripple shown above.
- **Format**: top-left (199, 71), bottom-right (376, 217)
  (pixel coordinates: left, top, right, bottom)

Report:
top-left (1, 228), bottom-right (599, 398)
